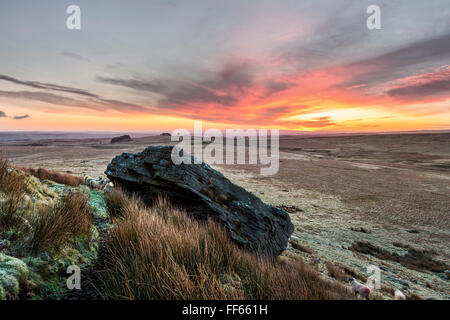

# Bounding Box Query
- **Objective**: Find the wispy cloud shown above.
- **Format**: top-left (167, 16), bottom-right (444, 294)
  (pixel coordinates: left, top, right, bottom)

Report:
top-left (0, 75), bottom-right (153, 114)
top-left (387, 66), bottom-right (450, 100)
top-left (13, 114), bottom-right (30, 120)
top-left (60, 51), bottom-right (91, 62)
top-left (0, 90), bottom-right (84, 107)
top-left (0, 109), bottom-right (31, 120)
top-left (0, 89), bottom-right (152, 114)
top-left (340, 33), bottom-right (450, 87)
top-left (96, 61), bottom-right (255, 109)
top-left (0, 74), bottom-right (99, 98)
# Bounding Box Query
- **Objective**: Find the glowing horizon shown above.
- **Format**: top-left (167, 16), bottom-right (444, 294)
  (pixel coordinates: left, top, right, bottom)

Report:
top-left (1, 1), bottom-right (449, 133)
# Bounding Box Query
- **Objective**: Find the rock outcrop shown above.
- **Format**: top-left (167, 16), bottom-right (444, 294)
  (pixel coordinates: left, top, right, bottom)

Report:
top-left (105, 146), bottom-right (293, 258)
top-left (110, 135), bottom-right (132, 144)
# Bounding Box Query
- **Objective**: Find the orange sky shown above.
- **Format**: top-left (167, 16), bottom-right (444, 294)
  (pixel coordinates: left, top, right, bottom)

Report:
top-left (1, 63), bottom-right (449, 133)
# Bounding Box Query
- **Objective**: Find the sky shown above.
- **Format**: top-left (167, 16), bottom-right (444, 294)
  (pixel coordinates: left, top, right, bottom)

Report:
top-left (0, 0), bottom-right (449, 133)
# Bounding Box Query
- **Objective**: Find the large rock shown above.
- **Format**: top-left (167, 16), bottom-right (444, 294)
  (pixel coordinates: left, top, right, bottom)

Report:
top-left (110, 135), bottom-right (132, 144)
top-left (105, 146), bottom-right (294, 258)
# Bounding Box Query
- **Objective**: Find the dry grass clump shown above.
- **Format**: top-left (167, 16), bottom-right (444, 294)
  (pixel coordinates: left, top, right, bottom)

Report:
top-left (406, 293), bottom-right (423, 300)
top-left (0, 154), bottom-right (29, 197)
top-left (101, 192), bottom-right (352, 300)
top-left (104, 188), bottom-right (130, 220)
top-left (289, 239), bottom-right (315, 254)
top-left (30, 192), bottom-right (92, 254)
top-left (325, 262), bottom-right (367, 283)
top-left (0, 154), bottom-right (30, 233)
top-left (340, 264), bottom-right (367, 283)
top-left (350, 226), bottom-right (371, 234)
top-left (350, 241), bottom-right (448, 273)
top-left (325, 262), bottom-right (348, 281)
top-left (19, 167), bottom-right (84, 187)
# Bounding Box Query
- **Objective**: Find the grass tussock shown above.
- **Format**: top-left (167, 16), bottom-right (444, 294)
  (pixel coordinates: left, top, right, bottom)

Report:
top-left (30, 192), bottom-right (92, 254)
top-left (101, 191), bottom-right (352, 300)
top-left (350, 241), bottom-right (448, 273)
top-left (350, 226), bottom-right (371, 234)
top-left (104, 188), bottom-right (130, 220)
top-left (325, 262), bottom-right (367, 283)
top-left (289, 240), bottom-right (315, 254)
top-left (325, 263), bottom-right (348, 282)
top-left (19, 167), bottom-right (84, 187)
top-left (0, 154), bottom-right (30, 233)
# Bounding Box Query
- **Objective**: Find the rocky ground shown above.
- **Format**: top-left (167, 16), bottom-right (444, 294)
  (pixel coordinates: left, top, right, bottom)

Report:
top-left (2, 132), bottom-right (449, 299)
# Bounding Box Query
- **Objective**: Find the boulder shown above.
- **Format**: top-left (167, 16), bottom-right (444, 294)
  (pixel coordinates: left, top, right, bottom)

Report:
top-left (160, 132), bottom-right (171, 137)
top-left (110, 135), bottom-right (132, 144)
top-left (105, 146), bottom-right (293, 258)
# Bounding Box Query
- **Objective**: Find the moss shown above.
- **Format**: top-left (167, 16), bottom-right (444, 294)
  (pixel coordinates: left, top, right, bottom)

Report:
top-left (0, 270), bottom-right (19, 299)
top-left (0, 282), bottom-right (5, 299)
top-left (0, 253), bottom-right (29, 282)
top-left (0, 253), bottom-right (29, 299)
top-left (1, 167), bottom-right (101, 299)
top-left (89, 190), bottom-right (108, 220)
top-left (22, 225), bottom-right (99, 299)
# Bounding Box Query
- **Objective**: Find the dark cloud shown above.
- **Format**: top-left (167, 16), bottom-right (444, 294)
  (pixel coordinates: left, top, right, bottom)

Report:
top-left (0, 73), bottom-right (154, 113)
top-left (209, 62), bottom-right (254, 92)
top-left (60, 51), bottom-right (91, 62)
top-left (97, 61), bottom-right (254, 109)
top-left (95, 98), bottom-right (151, 112)
top-left (278, 116), bottom-right (335, 129)
top-left (353, 33), bottom-right (450, 70)
top-left (97, 77), bottom-right (236, 108)
top-left (0, 74), bottom-right (99, 98)
top-left (260, 106), bottom-right (292, 117)
top-left (98, 76), bottom-right (237, 108)
top-left (106, 62), bottom-right (125, 70)
top-left (0, 109), bottom-right (31, 120)
top-left (13, 114), bottom-right (30, 120)
top-left (97, 77), bottom-right (165, 92)
top-left (264, 81), bottom-right (292, 96)
top-left (0, 90), bottom-right (82, 107)
top-left (279, 3), bottom-right (369, 70)
top-left (343, 33), bottom-right (450, 87)
top-left (387, 77), bottom-right (450, 99)
top-left (0, 90), bottom-right (150, 113)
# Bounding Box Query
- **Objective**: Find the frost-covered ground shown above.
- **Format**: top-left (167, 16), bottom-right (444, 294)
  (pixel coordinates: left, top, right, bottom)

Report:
top-left (2, 132), bottom-right (449, 299)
